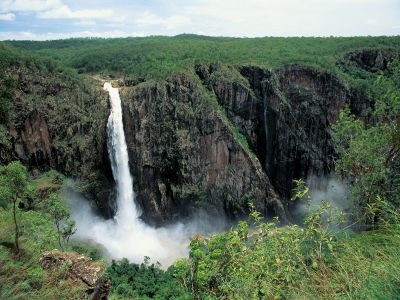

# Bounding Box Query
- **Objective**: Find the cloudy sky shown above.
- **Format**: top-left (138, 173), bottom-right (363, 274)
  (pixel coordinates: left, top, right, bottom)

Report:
top-left (0, 0), bottom-right (399, 40)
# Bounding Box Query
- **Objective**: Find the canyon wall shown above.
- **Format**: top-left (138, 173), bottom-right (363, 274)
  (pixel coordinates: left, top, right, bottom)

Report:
top-left (3, 46), bottom-right (395, 223)
top-left (120, 75), bottom-right (283, 224)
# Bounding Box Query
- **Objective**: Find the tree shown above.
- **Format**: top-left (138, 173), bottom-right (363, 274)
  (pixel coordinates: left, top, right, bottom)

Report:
top-left (332, 60), bottom-right (400, 224)
top-left (43, 193), bottom-right (76, 250)
top-left (0, 161), bottom-right (29, 256)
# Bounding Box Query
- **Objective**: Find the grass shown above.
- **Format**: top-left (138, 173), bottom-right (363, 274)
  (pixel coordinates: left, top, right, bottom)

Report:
top-left (0, 169), bottom-right (106, 300)
top-left (0, 207), bottom-right (86, 300)
top-left (294, 225), bottom-right (400, 299)
top-left (1, 185), bottom-right (400, 299)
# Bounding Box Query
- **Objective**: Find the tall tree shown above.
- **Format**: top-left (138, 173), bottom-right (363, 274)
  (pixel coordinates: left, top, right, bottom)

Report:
top-left (0, 161), bottom-right (29, 256)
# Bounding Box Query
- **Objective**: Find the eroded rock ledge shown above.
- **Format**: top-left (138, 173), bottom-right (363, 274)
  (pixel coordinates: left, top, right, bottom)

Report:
top-left (41, 250), bottom-right (110, 299)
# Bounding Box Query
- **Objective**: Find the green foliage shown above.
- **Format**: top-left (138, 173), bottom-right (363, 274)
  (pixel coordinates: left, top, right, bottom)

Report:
top-left (162, 195), bottom-right (400, 299)
top-left (0, 198), bottom-right (83, 299)
top-left (37, 192), bottom-right (76, 251)
top-left (331, 106), bottom-right (364, 157)
top-left (157, 184), bottom-right (399, 300)
top-left (0, 161), bottom-right (29, 204)
top-left (204, 89), bottom-right (260, 170)
top-left (0, 165), bottom-right (101, 299)
top-left (70, 241), bottom-right (103, 261)
top-left (372, 60), bottom-right (400, 123)
top-left (0, 161), bottom-right (30, 254)
top-left (332, 60), bottom-right (400, 221)
top-left (6, 36), bottom-right (400, 81)
top-left (0, 43), bottom-right (110, 202)
top-left (0, 164), bottom-right (397, 300)
top-left (107, 257), bottom-right (191, 299)
top-left (0, 125), bottom-right (12, 164)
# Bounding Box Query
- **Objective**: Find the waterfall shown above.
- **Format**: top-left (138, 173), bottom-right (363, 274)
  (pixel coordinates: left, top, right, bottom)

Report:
top-left (66, 82), bottom-right (224, 267)
top-left (104, 82), bottom-right (139, 227)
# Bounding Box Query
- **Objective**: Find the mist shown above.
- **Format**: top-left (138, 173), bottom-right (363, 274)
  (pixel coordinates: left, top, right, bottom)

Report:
top-left (64, 189), bottom-right (226, 267)
top-left (293, 175), bottom-right (353, 222)
top-left (307, 175), bottom-right (351, 211)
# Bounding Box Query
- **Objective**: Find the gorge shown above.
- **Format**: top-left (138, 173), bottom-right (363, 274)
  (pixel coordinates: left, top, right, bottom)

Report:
top-left (0, 35), bottom-right (399, 299)
top-left (1, 42), bottom-right (397, 225)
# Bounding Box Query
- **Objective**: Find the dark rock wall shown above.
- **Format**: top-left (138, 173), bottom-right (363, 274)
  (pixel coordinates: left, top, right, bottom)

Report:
top-left (120, 75), bottom-right (283, 224)
top-left (10, 110), bottom-right (52, 168)
top-left (338, 47), bottom-right (399, 73)
top-left (196, 64), bottom-right (343, 212)
top-left (118, 62), bottom-right (373, 223)
top-left (261, 66), bottom-right (348, 201)
top-left (197, 64), bottom-right (371, 215)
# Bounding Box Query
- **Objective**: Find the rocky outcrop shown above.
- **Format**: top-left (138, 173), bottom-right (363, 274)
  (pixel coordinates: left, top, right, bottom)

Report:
top-left (41, 250), bottom-right (110, 299)
top-left (338, 47), bottom-right (399, 73)
top-left (195, 65), bottom-right (262, 145)
top-left (10, 110), bottom-right (52, 167)
top-left (120, 74), bottom-right (284, 224)
top-left (117, 61), bottom-right (375, 223)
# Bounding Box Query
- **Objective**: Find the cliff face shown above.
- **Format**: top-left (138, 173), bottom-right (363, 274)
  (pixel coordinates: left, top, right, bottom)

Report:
top-left (242, 65), bottom-right (351, 202)
top-left (120, 75), bottom-right (283, 224)
top-left (115, 59), bottom-right (376, 223)
top-left (338, 47), bottom-right (399, 73)
top-left (0, 49), bottom-right (115, 217)
top-left (195, 63), bottom-right (373, 215)
top-left (10, 110), bottom-right (52, 167)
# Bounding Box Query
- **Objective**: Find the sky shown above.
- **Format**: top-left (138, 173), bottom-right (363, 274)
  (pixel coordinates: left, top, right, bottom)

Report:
top-left (0, 0), bottom-right (399, 40)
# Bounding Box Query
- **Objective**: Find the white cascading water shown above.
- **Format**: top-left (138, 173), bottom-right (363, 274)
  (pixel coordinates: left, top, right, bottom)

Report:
top-left (67, 82), bottom-right (185, 266)
top-left (104, 82), bottom-right (139, 226)
top-left (66, 82), bottom-right (225, 267)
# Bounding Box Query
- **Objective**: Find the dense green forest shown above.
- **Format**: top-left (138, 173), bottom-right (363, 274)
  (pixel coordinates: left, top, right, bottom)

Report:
top-left (7, 35), bottom-right (400, 81)
top-left (0, 35), bottom-right (399, 299)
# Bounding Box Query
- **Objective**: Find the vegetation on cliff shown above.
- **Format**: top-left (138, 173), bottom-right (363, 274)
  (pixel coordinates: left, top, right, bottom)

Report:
top-left (0, 35), bottom-right (399, 299)
top-left (105, 58), bottom-right (400, 299)
top-left (0, 43), bottom-right (113, 215)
